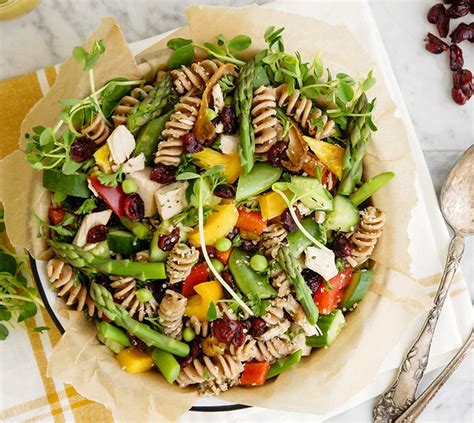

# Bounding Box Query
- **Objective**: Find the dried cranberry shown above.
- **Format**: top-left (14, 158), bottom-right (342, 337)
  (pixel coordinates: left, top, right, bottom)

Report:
top-left (94, 274), bottom-right (111, 287)
top-left (450, 22), bottom-right (474, 44)
top-left (452, 87), bottom-right (468, 104)
top-left (48, 206), bottom-right (66, 225)
top-left (199, 246), bottom-right (217, 260)
top-left (180, 339), bottom-right (202, 367)
top-left (446, 1), bottom-right (470, 18)
top-left (158, 227), bottom-right (180, 251)
top-left (86, 224), bottom-right (108, 243)
top-left (182, 132), bottom-right (203, 153)
top-left (212, 319), bottom-right (236, 343)
top-left (427, 3), bottom-right (450, 38)
top-left (123, 193), bottom-right (144, 222)
top-left (240, 319), bottom-right (252, 332)
top-left (449, 44), bottom-right (464, 71)
top-left (214, 184), bottom-right (236, 199)
top-left (267, 141), bottom-right (289, 167)
top-left (150, 163), bottom-right (176, 185)
top-left (249, 317), bottom-right (267, 337)
top-left (221, 270), bottom-right (236, 291)
top-left (424, 33), bottom-right (449, 54)
top-left (332, 233), bottom-right (354, 258)
top-left (231, 323), bottom-right (245, 347)
top-left (226, 227), bottom-right (240, 241)
top-left (218, 105), bottom-right (238, 134)
top-left (128, 333), bottom-right (148, 352)
top-left (240, 239), bottom-right (259, 253)
top-left (453, 69), bottom-right (472, 90)
top-left (301, 268), bottom-right (324, 295)
top-left (280, 207), bottom-right (301, 233)
top-left (70, 138), bottom-right (96, 163)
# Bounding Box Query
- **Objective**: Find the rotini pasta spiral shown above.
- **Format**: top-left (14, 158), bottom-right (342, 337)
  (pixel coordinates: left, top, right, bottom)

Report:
top-left (270, 266), bottom-right (291, 298)
top-left (252, 336), bottom-right (295, 363)
top-left (349, 206), bottom-right (385, 266)
top-left (176, 354), bottom-right (243, 395)
top-left (283, 294), bottom-right (319, 336)
top-left (46, 258), bottom-right (99, 317)
top-left (154, 96), bottom-right (201, 166)
top-left (228, 336), bottom-right (257, 362)
top-left (111, 85), bottom-right (153, 127)
top-left (166, 243), bottom-right (199, 284)
top-left (186, 315), bottom-right (211, 337)
top-left (110, 276), bottom-right (158, 322)
top-left (158, 289), bottom-right (187, 339)
top-left (81, 114), bottom-right (110, 145)
top-left (259, 298), bottom-right (291, 340)
top-left (275, 84), bottom-right (335, 139)
top-left (251, 85), bottom-right (278, 157)
top-left (261, 223), bottom-right (287, 259)
top-left (171, 60), bottom-right (223, 95)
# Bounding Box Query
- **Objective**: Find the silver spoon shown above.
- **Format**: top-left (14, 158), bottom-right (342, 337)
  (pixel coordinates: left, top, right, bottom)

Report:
top-left (373, 145), bottom-right (474, 422)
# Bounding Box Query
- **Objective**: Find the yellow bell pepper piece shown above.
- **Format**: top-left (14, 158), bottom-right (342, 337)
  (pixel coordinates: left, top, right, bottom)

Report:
top-left (192, 148), bottom-right (241, 183)
top-left (116, 347), bottom-right (154, 374)
top-left (185, 280), bottom-right (224, 321)
top-left (93, 144), bottom-right (112, 175)
top-left (304, 136), bottom-right (345, 179)
top-left (259, 191), bottom-right (288, 220)
top-left (188, 204), bottom-right (238, 246)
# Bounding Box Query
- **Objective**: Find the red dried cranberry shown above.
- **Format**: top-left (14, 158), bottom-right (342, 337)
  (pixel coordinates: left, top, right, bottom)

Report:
top-left (212, 319), bottom-right (236, 343)
top-left (214, 184), bottom-right (236, 199)
top-left (128, 333), bottom-right (148, 352)
top-left (231, 323), bottom-right (245, 347)
top-left (452, 87), bottom-right (468, 104)
top-left (249, 317), bottom-right (267, 337)
top-left (221, 270), bottom-right (236, 291)
top-left (218, 105), bottom-right (238, 134)
top-left (94, 274), bottom-right (111, 287)
top-left (123, 193), bottom-right (144, 222)
top-left (424, 33), bottom-right (449, 54)
top-left (301, 268), bottom-right (324, 295)
top-left (332, 233), bottom-right (354, 258)
top-left (453, 69), bottom-right (472, 91)
top-left (199, 246), bottom-right (217, 260)
top-left (158, 227), bottom-right (180, 251)
top-left (48, 206), bottom-right (66, 225)
top-left (427, 4), bottom-right (450, 38)
top-left (240, 239), bottom-right (259, 253)
top-left (446, 1), bottom-right (470, 18)
top-left (70, 138), bottom-right (96, 163)
top-left (182, 132), bottom-right (203, 153)
top-left (267, 141), bottom-right (289, 167)
top-left (226, 227), bottom-right (240, 241)
top-left (180, 339), bottom-right (202, 367)
top-left (86, 224), bottom-right (108, 243)
top-left (449, 44), bottom-right (464, 70)
top-left (150, 164), bottom-right (176, 185)
top-left (450, 23), bottom-right (474, 44)
top-left (280, 207), bottom-right (301, 233)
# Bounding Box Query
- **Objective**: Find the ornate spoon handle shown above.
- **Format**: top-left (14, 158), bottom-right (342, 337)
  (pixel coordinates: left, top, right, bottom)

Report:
top-left (373, 232), bottom-right (465, 422)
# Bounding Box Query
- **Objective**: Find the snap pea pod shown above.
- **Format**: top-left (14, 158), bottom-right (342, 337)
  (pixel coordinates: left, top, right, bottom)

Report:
top-left (152, 349), bottom-right (181, 383)
top-left (287, 218), bottom-right (327, 258)
top-left (91, 283), bottom-right (190, 357)
top-left (349, 172), bottom-right (394, 206)
top-left (266, 349), bottom-right (302, 379)
top-left (97, 321), bottom-right (131, 347)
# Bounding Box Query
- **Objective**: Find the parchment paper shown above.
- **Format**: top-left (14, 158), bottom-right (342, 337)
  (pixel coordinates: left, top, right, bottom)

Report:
top-left (0, 7), bottom-right (433, 422)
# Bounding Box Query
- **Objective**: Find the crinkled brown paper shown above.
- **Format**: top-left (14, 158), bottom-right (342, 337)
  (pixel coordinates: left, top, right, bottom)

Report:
top-left (0, 7), bottom-right (432, 422)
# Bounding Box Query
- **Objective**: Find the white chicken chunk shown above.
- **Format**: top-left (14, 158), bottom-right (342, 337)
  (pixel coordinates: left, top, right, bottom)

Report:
top-left (219, 134), bottom-right (239, 154)
top-left (126, 168), bottom-right (162, 217)
top-left (73, 210), bottom-right (112, 247)
top-left (107, 125), bottom-right (136, 165)
top-left (154, 181), bottom-right (189, 220)
top-left (211, 83), bottom-right (225, 113)
top-left (304, 245), bottom-right (338, 281)
top-left (121, 153), bottom-right (145, 174)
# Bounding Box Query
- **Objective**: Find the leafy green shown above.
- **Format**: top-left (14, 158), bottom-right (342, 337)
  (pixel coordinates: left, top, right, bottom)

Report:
top-left (34, 211), bottom-right (77, 239)
top-left (247, 292), bottom-right (269, 317)
top-left (100, 77), bottom-right (132, 117)
top-left (75, 197), bottom-right (97, 215)
top-left (72, 40), bottom-right (105, 71)
top-left (171, 206), bottom-right (213, 227)
top-left (206, 301), bottom-right (220, 322)
top-left (97, 165), bottom-right (124, 187)
top-left (167, 44), bottom-right (195, 70)
top-left (218, 75), bottom-right (236, 93)
top-left (167, 38), bottom-right (193, 50)
top-left (193, 33), bottom-right (252, 67)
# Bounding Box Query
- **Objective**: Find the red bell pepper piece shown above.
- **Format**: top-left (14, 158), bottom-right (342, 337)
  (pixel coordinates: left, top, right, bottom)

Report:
top-left (89, 176), bottom-right (126, 217)
top-left (215, 248), bottom-right (232, 265)
top-left (235, 208), bottom-right (267, 235)
top-left (313, 267), bottom-right (353, 315)
top-left (240, 361), bottom-right (271, 386)
top-left (182, 262), bottom-right (209, 297)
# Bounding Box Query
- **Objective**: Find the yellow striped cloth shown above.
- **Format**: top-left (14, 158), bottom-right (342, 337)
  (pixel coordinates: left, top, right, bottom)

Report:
top-left (0, 68), bottom-right (113, 423)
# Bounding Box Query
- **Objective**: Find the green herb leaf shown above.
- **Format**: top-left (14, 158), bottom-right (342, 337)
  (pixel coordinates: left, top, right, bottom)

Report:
top-left (228, 35), bottom-right (252, 52)
top-left (253, 65), bottom-right (270, 88)
top-left (167, 44), bottom-right (195, 70)
top-left (362, 71), bottom-right (376, 92)
top-left (312, 56), bottom-right (324, 78)
top-left (97, 165), bottom-right (124, 187)
top-left (337, 81), bottom-right (354, 103)
top-left (61, 158), bottom-right (82, 175)
top-left (176, 172), bottom-right (200, 181)
top-left (167, 38), bottom-right (192, 50)
top-left (39, 127), bottom-right (54, 146)
top-left (0, 306), bottom-right (12, 321)
top-left (101, 77), bottom-right (133, 117)
top-left (17, 302), bottom-right (37, 323)
top-left (0, 324), bottom-right (8, 341)
top-left (207, 301), bottom-right (220, 322)
top-left (75, 197), bottom-right (97, 215)
top-left (72, 46), bottom-right (87, 66)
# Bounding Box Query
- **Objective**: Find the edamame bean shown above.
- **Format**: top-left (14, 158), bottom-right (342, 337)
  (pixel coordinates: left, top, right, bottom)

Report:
top-left (250, 254), bottom-right (268, 272)
top-left (215, 237), bottom-right (232, 252)
top-left (182, 327), bottom-right (196, 342)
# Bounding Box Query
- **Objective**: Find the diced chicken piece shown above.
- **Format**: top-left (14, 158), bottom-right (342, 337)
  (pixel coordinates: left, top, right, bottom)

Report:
top-left (73, 210), bottom-right (112, 247)
top-left (122, 153), bottom-right (145, 174)
top-left (212, 83), bottom-right (225, 113)
top-left (127, 168), bottom-right (162, 217)
top-left (107, 125), bottom-right (136, 165)
top-left (304, 246), bottom-right (338, 281)
top-left (220, 134), bottom-right (239, 154)
top-left (314, 211), bottom-right (326, 224)
top-left (154, 181), bottom-right (189, 221)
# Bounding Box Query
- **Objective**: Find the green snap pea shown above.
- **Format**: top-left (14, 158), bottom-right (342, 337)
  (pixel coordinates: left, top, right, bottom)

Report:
top-left (152, 348), bottom-right (181, 384)
top-left (349, 172), bottom-right (395, 206)
top-left (266, 349), bottom-right (302, 379)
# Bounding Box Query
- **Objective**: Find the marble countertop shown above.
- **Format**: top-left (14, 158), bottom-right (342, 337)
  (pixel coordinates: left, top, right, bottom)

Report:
top-left (0, 0), bottom-right (472, 421)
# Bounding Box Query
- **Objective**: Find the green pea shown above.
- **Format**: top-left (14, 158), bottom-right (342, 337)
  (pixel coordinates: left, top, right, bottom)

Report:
top-left (215, 237), bottom-right (232, 252)
top-left (182, 326), bottom-right (196, 342)
top-left (122, 179), bottom-right (138, 194)
top-left (250, 254), bottom-right (268, 272)
top-left (210, 258), bottom-right (224, 274)
top-left (53, 192), bottom-right (67, 203)
top-left (135, 288), bottom-right (153, 303)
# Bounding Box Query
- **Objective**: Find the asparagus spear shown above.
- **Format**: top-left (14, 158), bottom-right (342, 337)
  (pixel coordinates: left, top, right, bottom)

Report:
top-left (90, 283), bottom-right (190, 357)
top-left (48, 239), bottom-right (166, 280)
top-left (338, 94), bottom-right (372, 196)
top-left (127, 73), bottom-right (173, 134)
top-left (277, 247), bottom-right (319, 326)
top-left (235, 60), bottom-right (255, 174)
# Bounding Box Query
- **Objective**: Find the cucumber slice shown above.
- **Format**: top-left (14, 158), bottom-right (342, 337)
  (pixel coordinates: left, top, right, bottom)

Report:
top-left (43, 169), bottom-right (90, 198)
top-left (290, 176), bottom-right (333, 211)
top-left (107, 230), bottom-right (149, 255)
top-left (325, 195), bottom-right (359, 232)
top-left (306, 309), bottom-right (345, 348)
top-left (287, 218), bottom-right (326, 258)
top-left (236, 163), bottom-right (282, 201)
top-left (341, 269), bottom-right (373, 310)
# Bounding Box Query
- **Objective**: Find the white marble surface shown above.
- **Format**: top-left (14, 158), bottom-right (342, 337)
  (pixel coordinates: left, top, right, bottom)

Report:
top-left (0, 0), bottom-right (472, 421)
